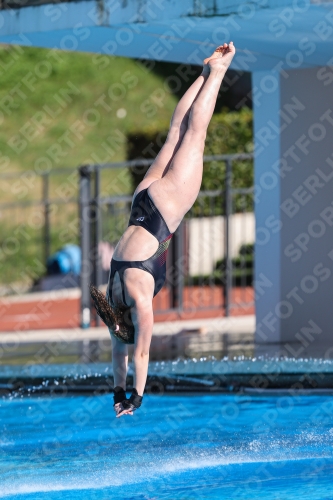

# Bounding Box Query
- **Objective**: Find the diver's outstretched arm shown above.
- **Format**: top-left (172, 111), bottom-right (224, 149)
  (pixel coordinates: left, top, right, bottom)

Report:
top-left (132, 301), bottom-right (154, 394)
top-left (111, 338), bottom-right (135, 416)
top-left (111, 336), bottom-right (128, 389)
top-left (116, 300), bottom-right (154, 418)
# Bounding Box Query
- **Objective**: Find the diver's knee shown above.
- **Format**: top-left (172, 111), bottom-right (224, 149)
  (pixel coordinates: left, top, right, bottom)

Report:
top-left (167, 124), bottom-right (187, 145)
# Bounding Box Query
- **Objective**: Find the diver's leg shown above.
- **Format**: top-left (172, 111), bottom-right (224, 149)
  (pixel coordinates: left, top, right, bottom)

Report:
top-left (135, 62), bottom-right (214, 188)
top-left (150, 43), bottom-right (236, 231)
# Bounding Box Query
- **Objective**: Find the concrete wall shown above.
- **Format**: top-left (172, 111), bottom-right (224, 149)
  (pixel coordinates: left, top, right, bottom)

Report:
top-left (254, 66), bottom-right (333, 354)
top-left (188, 213), bottom-right (254, 275)
top-left (280, 67), bottom-right (333, 346)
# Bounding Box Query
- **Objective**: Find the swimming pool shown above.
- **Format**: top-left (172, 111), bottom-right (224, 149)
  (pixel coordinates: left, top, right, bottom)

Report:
top-left (1, 392), bottom-right (333, 499)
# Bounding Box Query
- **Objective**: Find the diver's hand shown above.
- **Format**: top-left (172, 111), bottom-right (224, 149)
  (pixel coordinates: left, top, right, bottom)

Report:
top-left (114, 402), bottom-right (133, 417)
top-left (116, 388), bottom-right (143, 418)
top-left (113, 386), bottom-right (133, 417)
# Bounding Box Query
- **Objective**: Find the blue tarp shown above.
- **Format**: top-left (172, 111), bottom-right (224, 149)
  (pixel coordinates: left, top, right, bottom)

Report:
top-left (46, 244), bottom-right (81, 276)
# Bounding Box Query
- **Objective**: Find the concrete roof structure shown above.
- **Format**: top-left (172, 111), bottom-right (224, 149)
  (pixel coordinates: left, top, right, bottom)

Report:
top-left (1, 1), bottom-right (333, 71)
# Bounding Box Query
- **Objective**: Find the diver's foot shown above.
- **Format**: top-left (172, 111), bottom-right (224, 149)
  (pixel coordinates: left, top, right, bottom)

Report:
top-left (203, 42), bottom-right (236, 73)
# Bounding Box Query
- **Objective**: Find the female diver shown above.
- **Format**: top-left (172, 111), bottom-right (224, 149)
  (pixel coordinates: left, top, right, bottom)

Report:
top-left (90, 42), bottom-right (236, 417)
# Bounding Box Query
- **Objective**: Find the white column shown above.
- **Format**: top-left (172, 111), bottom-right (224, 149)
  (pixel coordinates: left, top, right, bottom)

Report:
top-left (252, 71), bottom-right (281, 345)
top-left (253, 67), bottom-right (333, 356)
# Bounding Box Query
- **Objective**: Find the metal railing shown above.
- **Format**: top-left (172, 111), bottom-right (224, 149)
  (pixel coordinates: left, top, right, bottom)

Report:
top-left (0, 154), bottom-right (254, 318)
top-left (79, 154), bottom-right (254, 328)
top-left (0, 168), bottom-right (78, 290)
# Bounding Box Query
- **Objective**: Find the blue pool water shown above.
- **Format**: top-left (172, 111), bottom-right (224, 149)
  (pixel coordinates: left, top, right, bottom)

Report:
top-left (1, 393), bottom-right (333, 499)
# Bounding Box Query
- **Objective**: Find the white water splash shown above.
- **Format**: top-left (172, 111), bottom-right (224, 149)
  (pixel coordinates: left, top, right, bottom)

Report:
top-left (0, 448), bottom-right (332, 498)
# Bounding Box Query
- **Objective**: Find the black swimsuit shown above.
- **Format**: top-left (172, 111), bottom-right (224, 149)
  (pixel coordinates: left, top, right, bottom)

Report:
top-left (106, 188), bottom-right (173, 306)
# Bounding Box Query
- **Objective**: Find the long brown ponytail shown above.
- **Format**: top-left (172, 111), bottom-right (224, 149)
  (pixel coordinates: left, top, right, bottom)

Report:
top-left (89, 284), bottom-right (135, 344)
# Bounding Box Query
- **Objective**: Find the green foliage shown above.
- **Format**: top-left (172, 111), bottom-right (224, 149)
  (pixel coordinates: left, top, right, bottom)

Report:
top-left (188, 242), bottom-right (254, 286)
top-left (204, 107), bottom-right (253, 157)
top-left (0, 46), bottom-right (180, 285)
top-left (239, 243), bottom-right (254, 255)
top-left (215, 241), bottom-right (254, 285)
top-left (126, 107), bottom-right (254, 210)
top-left (126, 127), bottom-right (169, 192)
top-left (203, 107), bottom-right (253, 188)
top-left (201, 107), bottom-right (254, 214)
top-left (0, 46), bottom-right (180, 202)
top-left (187, 269), bottom-right (253, 287)
top-left (0, 202), bottom-right (79, 286)
top-left (0, 224), bottom-right (44, 287)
